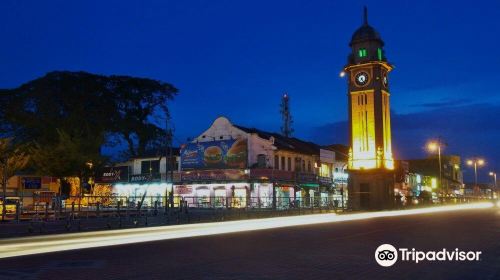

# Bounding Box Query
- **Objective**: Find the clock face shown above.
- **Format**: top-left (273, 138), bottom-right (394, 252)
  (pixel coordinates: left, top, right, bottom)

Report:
top-left (355, 71), bottom-right (369, 86)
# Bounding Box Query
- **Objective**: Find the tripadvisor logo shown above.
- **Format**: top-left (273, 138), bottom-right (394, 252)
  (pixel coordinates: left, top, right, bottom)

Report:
top-left (375, 244), bottom-right (482, 267)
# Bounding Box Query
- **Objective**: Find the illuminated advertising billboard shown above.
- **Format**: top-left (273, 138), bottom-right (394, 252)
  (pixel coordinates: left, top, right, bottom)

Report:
top-left (181, 139), bottom-right (247, 170)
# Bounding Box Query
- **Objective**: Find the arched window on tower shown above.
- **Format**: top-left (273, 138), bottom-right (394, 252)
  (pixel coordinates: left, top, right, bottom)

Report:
top-left (358, 48), bottom-right (367, 58)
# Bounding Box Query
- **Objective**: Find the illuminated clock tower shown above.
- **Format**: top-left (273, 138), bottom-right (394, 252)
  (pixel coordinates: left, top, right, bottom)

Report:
top-left (345, 7), bottom-right (395, 210)
top-left (346, 7), bottom-right (393, 170)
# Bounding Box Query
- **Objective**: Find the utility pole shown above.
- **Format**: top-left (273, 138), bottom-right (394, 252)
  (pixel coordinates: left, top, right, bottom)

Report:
top-left (1, 156), bottom-right (7, 221)
top-left (280, 92), bottom-right (294, 138)
top-left (165, 115), bottom-right (175, 209)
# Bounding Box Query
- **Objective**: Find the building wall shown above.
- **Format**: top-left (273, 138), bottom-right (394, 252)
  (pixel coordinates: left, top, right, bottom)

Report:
top-left (130, 157), bottom-right (180, 175)
top-left (348, 169), bottom-right (395, 210)
top-left (247, 133), bottom-right (274, 168)
top-left (195, 117), bottom-right (248, 143)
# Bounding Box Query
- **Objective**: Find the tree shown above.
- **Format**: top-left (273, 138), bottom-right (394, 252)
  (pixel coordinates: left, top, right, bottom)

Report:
top-left (0, 71), bottom-right (178, 183)
top-left (107, 75), bottom-right (178, 157)
top-left (29, 129), bottom-right (105, 196)
top-left (0, 138), bottom-right (29, 221)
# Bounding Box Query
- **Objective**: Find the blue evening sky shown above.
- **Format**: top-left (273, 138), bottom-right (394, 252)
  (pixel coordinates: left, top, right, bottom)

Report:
top-left (1, 0), bottom-right (499, 182)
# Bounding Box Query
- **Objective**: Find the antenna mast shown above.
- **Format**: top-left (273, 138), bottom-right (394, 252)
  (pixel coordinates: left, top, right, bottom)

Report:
top-left (280, 92), bottom-right (294, 138)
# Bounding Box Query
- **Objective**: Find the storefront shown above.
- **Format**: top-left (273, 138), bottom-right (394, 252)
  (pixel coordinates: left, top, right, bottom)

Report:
top-left (93, 166), bottom-right (173, 207)
top-left (173, 182), bottom-right (250, 208)
top-left (113, 182), bottom-right (171, 207)
top-left (251, 183), bottom-right (273, 208)
top-left (275, 184), bottom-right (295, 209)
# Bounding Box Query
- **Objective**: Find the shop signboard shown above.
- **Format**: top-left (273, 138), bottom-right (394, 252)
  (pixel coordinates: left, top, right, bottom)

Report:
top-left (297, 172), bottom-right (318, 184)
top-left (180, 139), bottom-right (247, 170)
top-left (22, 177), bottom-right (42, 189)
top-left (175, 185), bottom-right (193, 195)
top-left (95, 166), bottom-right (129, 183)
top-left (181, 169), bottom-right (248, 182)
top-left (318, 176), bottom-right (333, 185)
top-left (129, 173), bottom-right (161, 184)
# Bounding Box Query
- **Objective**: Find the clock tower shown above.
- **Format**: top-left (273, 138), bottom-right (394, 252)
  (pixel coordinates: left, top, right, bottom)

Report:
top-left (345, 7), bottom-right (396, 210)
top-left (345, 7), bottom-right (394, 170)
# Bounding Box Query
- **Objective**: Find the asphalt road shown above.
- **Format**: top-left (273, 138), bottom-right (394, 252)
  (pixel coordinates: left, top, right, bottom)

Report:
top-left (1, 207), bottom-right (499, 280)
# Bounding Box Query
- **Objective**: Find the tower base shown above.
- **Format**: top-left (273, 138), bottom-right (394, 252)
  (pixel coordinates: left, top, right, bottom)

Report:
top-left (347, 169), bottom-right (395, 210)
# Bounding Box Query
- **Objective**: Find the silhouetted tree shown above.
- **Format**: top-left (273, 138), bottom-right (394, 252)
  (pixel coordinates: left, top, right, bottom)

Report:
top-left (0, 138), bottom-right (29, 220)
top-left (0, 71), bottom-right (178, 181)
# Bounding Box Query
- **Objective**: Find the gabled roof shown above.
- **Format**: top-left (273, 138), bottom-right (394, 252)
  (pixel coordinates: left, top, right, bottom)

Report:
top-left (234, 125), bottom-right (320, 155)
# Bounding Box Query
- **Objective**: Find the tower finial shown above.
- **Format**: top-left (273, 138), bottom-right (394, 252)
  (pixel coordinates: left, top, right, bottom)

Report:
top-left (363, 6), bottom-right (368, 25)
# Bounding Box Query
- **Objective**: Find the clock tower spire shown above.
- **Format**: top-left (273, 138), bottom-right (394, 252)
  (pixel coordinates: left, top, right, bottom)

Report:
top-left (345, 7), bottom-right (394, 170)
top-left (363, 5), bottom-right (368, 25)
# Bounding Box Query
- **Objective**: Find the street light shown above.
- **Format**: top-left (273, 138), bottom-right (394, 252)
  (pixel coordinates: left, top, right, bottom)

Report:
top-left (489, 172), bottom-right (497, 186)
top-left (466, 158), bottom-right (485, 191)
top-left (426, 139), bottom-right (445, 197)
top-left (489, 172), bottom-right (497, 198)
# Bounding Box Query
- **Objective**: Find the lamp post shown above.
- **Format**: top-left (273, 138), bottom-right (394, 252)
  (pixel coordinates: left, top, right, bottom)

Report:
top-left (489, 172), bottom-right (497, 198)
top-left (467, 158), bottom-right (485, 196)
top-left (427, 139), bottom-right (445, 198)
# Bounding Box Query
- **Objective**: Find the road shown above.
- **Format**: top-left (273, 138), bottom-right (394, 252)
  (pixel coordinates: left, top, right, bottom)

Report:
top-left (0, 204), bottom-right (499, 280)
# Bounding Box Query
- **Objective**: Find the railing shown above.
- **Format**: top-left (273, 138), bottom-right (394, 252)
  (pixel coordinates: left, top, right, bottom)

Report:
top-left (0, 195), bottom-right (346, 221)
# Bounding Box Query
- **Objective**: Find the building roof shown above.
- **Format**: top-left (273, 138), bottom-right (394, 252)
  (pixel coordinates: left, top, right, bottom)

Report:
top-left (350, 7), bottom-right (384, 47)
top-left (234, 125), bottom-right (321, 155)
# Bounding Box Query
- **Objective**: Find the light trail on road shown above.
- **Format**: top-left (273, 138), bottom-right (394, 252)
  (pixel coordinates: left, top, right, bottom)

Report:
top-left (0, 202), bottom-right (493, 259)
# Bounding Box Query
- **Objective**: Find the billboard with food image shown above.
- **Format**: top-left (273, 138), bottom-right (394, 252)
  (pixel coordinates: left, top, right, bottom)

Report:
top-left (181, 138), bottom-right (247, 170)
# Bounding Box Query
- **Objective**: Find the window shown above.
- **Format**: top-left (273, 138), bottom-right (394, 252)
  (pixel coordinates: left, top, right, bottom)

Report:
top-left (358, 48), bottom-right (367, 58)
top-left (320, 163), bottom-right (329, 177)
top-left (377, 48), bottom-right (383, 60)
top-left (281, 156), bottom-right (285, 171)
top-left (257, 154), bottom-right (266, 168)
top-left (287, 157), bottom-right (292, 171)
top-left (295, 157), bottom-right (302, 171)
top-left (274, 155), bottom-right (279, 169)
top-left (307, 161), bottom-right (312, 172)
top-left (302, 160), bottom-right (306, 171)
top-left (141, 160), bottom-right (159, 174)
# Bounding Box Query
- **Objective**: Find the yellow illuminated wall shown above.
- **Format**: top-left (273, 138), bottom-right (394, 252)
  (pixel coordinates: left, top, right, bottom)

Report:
top-left (381, 90), bottom-right (394, 169)
top-left (348, 89), bottom-right (394, 170)
top-left (350, 90), bottom-right (377, 169)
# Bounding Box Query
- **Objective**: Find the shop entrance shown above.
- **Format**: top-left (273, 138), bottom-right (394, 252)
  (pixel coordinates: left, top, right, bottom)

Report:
top-left (214, 188), bottom-right (226, 208)
top-left (232, 188), bottom-right (247, 208)
top-left (276, 186), bottom-right (291, 209)
top-left (196, 187), bottom-right (210, 208)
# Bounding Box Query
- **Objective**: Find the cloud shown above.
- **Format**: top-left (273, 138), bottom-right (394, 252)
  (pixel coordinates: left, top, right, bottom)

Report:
top-left (411, 98), bottom-right (473, 109)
